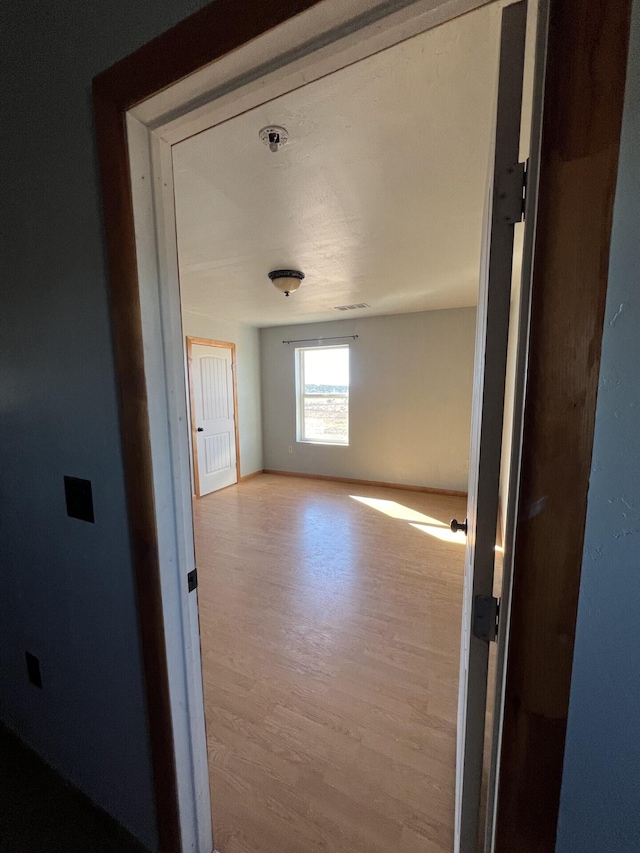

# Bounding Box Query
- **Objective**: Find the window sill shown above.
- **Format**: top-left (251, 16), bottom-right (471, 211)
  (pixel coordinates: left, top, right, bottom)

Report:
top-left (297, 439), bottom-right (349, 447)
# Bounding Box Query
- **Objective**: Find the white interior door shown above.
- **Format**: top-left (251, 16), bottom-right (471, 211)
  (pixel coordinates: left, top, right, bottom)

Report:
top-left (190, 343), bottom-right (238, 496)
top-left (455, 3), bottom-right (527, 851)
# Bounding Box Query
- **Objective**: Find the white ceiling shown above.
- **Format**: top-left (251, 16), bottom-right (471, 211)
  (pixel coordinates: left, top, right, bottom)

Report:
top-left (172, 3), bottom-right (503, 328)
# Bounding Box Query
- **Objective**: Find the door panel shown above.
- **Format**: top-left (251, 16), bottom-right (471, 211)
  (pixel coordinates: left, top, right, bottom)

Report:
top-left (190, 342), bottom-right (238, 496)
top-left (455, 3), bottom-right (527, 851)
top-left (204, 432), bottom-right (232, 475)
top-left (201, 355), bottom-right (230, 421)
top-left (484, 1), bottom-right (547, 848)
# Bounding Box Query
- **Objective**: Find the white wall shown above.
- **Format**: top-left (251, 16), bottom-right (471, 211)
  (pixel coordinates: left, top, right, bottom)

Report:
top-left (557, 4), bottom-right (640, 850)
top-left (0, 1), bottom-right (211, 849)
top-left (260, 308), bottom-right (476, 492)
top-left (182, 310), bottom-right (263, 478)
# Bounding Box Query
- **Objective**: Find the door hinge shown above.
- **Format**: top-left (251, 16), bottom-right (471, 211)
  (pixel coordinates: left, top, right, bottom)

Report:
top-left (187, 568), bottom-right (198, 593)
top-left (473, 595), bottom-right (500, 643)
top-left (496, 159), bottom-right (528, 224)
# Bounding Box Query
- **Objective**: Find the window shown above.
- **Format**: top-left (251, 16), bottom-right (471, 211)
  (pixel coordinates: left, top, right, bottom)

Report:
top-left (296, 345), bottom-right (349, 445)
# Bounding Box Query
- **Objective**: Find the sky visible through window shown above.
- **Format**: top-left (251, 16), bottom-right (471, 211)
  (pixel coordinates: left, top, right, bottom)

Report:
top-left (303, 346), bottom-right (349, 390)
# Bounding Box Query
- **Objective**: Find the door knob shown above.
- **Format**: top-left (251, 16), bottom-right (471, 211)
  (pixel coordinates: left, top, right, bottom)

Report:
top-left (197, 427), bottom-right (204, 432)
top-left (450, 518), bottom-right (468, 534)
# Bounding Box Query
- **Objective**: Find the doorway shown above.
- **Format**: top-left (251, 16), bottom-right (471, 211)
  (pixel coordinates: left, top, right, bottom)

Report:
top-left (95, 0), bottom-right (549, 850)
top-left (167, 2), bottom-right (535, 850)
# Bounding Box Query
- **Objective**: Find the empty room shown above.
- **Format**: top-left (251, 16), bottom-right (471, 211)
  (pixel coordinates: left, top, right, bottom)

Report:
top-left (162, 2), bottom-right (535, 850)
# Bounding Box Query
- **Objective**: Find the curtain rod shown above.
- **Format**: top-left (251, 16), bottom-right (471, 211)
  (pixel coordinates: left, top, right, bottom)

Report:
top-left (282, 335), bottom-right (358, 345)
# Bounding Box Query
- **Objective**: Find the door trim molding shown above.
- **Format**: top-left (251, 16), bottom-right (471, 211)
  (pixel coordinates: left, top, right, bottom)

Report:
top-left (93, 6), bottom-right (327, 847)
top-left (187, 337), bottom-right (241, 497)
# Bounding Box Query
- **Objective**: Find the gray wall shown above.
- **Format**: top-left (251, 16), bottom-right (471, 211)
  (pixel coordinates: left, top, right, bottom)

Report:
top-left (0, 1), bottom-right (210, 849)
top-left (183, 310), bottom-right (263, 478)
top-left (260, 309), bottom-right (476, 492)
top-left (557, 3), bottom-right (640, 850)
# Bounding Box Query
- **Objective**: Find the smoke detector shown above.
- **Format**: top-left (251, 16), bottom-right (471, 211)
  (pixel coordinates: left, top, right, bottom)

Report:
top-left (259, 125), bottom-right (289, 153)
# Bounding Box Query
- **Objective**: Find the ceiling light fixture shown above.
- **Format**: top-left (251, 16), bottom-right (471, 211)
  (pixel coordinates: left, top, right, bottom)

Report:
top-left (268, 269), bottom-right (305, 297)
top-left (259, 125), bottom-right (289, 153)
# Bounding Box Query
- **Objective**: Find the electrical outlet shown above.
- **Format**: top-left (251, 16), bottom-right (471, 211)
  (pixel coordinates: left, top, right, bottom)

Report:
top-left (288, 445), bottom-right (293, 453)
top-left (26, 652), bottom-right (42, 688)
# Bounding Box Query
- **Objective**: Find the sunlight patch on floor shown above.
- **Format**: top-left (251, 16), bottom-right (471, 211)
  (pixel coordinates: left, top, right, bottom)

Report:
top-left (349, 495), bottom-right (447, 526)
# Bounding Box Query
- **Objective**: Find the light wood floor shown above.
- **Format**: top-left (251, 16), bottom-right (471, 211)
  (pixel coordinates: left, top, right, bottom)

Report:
top-left (194, 474), bottom-right (468, 853)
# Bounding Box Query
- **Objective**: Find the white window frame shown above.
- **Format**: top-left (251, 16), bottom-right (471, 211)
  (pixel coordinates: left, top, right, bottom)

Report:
top-left (296, 345), bottom-right (350, 446)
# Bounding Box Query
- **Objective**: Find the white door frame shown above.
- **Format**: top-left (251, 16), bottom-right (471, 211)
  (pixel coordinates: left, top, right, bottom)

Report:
top-left (484, 0), bottom-right (549, 846)
top-left (124, 1), bottom-right (544, 849)
top-left (456, 2), bottom-right (529, 848)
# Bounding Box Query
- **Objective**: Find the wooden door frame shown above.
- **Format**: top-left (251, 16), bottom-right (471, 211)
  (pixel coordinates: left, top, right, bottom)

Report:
top-left (92, 0), bottom-right (632, 850)
top-left (186, 337), bottom-right (241, 497)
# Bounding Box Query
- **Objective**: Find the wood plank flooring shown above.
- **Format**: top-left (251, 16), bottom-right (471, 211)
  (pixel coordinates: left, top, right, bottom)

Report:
top-left (194, 474), bottom-right (468, 853)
